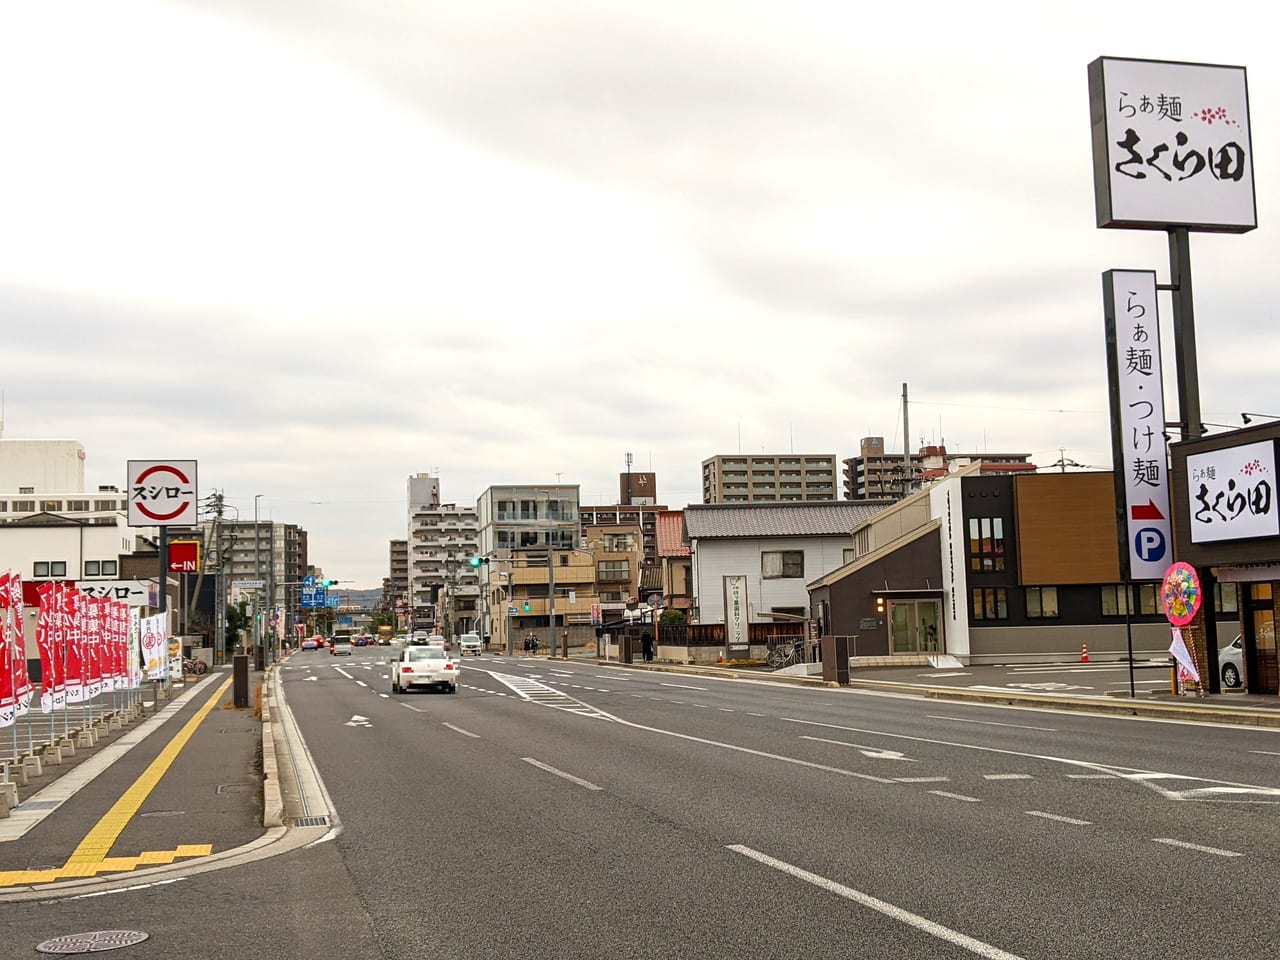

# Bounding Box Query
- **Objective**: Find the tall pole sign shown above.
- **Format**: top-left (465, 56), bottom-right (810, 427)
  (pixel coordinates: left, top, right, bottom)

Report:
top-left (1103, 270), bottom-right (1172, 580)
top-left (127, 460), bottom-right (199, 624)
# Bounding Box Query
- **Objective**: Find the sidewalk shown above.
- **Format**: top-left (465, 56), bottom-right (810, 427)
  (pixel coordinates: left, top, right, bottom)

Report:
top-left (0, 667), bottom-right (264, 888)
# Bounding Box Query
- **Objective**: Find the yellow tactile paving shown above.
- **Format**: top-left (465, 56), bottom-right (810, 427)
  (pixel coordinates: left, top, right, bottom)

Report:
top-left (0, 844), bottom-right (213, 886)
top-left (0, 676), bottom-right (234, 888)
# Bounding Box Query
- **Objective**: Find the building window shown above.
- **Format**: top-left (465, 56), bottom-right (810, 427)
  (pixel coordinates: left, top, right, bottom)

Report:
top-left (1101, 585), bottom-right (1132, 616)
top-left (93, 499), bottom-right (117, 511)
top-left (33, 561), bottom-right (68, 578)
top-left (102, 560), bottom-right (117, 576)
top-left (19, 486), bottom-right (34, 494)
top-left (972, 588), bottom-right (1008, 620)
top-left (84, 561), bottom-right (100, 576)
top-left (1215, 582), bottom-right (1239, 614)
top-left (67, 499), bottom-right (90, 511)
top-left (968, 517), bottom-right (1006, 572)
top-left (762, 550), bottom-right (804, 579)
top-left (1136, 583), bottom-right (1161, 616)
top-left (14, 500), bottom-right (35, 512)
top-left (41, 500), bottom-right (63, 512)
top-left (1026, 587), bottom-right (1059, 618)
top-left (603, 533), bottom-right (636, 552)
top-left (598, 560), bottom-right (630, 582)
top-left (843, 548), bottom-right (856, 564)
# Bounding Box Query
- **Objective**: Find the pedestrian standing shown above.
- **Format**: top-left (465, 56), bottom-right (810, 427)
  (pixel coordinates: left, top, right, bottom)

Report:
top-left (641, 630), bottom-right (654, 663)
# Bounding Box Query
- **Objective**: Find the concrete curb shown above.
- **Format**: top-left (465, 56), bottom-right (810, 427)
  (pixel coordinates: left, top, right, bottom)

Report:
top-left (261, 669), bottom-right (284, 828)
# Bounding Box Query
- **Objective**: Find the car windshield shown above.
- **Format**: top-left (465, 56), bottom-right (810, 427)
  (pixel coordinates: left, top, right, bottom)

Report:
top-left (405, 648), bottom-right (447, 661)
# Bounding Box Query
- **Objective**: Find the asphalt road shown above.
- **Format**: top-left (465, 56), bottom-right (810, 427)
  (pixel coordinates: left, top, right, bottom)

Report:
top-left (7, 646), bottom-right (1280, 959)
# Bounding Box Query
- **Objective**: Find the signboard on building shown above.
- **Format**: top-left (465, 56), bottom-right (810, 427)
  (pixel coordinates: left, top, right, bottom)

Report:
top-left (168, 540), bottom-right (201, 573)
top-left (126, 460), bottom-right (199, 527)
top-left (723, 575), bottom-right (749, 651)
top-left (1186, 439), bottom-right (1278, 543)
top-left (75, 580), bottom-right (158, 607)
top-left (1089, 57), bottom-right (1256, 233)
top-left (1104, 269), bottom-right (1173, 580)
top-left (621, 472), bottom-right (657, 506)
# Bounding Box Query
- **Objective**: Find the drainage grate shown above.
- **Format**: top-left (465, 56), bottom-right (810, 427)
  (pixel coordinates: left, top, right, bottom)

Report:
top-left (36, 930), bottom-right (150, 953)
top-left (216, 782), bottom-right (252, 795)
top-left (291, 815), bottom-right (329, 827)
top-left (19, 800), bottom-right (61, 811)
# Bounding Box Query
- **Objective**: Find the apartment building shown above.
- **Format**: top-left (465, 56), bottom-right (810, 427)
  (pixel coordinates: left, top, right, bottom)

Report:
top-left (842, 436), bottom-right (1036, 501)
top-left (701, 454), bottom-right (839, 504)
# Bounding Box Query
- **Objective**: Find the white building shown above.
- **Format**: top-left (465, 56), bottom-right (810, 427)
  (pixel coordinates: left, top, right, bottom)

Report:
top-left (407, 474), bottom-right (479, 634)
top-left (0, 438), bottom-right (87, 494)
top-left (684, 501), bottom-right (892, 623)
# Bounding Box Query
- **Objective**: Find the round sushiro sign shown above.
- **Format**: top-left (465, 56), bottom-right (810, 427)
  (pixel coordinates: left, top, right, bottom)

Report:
top-left (126, 460), bottom-right (198, 526)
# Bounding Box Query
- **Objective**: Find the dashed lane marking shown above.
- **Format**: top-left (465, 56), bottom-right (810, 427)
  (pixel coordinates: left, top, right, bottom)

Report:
top-left (1027, 811), bottom-right (1092, 825)
top-left (929, 791), bottom-right (981, 803)
top-left (1152, 838), bottom-right (1242, 857)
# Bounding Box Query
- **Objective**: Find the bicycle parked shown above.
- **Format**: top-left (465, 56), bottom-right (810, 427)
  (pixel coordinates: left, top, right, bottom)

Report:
top-left (183, 656), bottom-right (209, 676)
top-left (766, 639), bottom-right (804, 670)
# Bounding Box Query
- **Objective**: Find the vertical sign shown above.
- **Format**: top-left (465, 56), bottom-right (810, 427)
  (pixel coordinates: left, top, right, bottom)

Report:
top-left (1089, 57), bottom-right (1256, 232)
top-left (1104, 269), bottom-right (1173, 580)
top-left (723, 575), bottom-right (748, 652)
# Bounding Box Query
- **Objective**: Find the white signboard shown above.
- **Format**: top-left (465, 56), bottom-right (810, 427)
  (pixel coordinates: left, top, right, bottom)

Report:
top-left (75, 579), bottom-right (159, 607)
top-left (723, 575), bottom-right (749, 650)
top-left (1103, 270), bottom-right (1172, 580)
top-left (127, 459), bottom-right (199, 527)
top-left (1089, 57), bottom-right (1255, 232)
top-left (1187, 440), bottom-right (1279, 543)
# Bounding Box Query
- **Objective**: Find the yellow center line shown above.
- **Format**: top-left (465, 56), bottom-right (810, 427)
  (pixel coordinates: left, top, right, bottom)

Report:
top-left (62, 676), bottom-right (234, 869)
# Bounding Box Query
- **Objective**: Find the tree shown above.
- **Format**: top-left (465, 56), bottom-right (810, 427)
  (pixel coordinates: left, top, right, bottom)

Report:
top-left (226, 599), bottom-right (250, 650)
top-left (659, 609), bottom-right (687, 626)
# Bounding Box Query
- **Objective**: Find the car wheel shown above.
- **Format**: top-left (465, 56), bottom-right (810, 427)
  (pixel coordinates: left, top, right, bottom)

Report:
top-left (1223, 663), bottom-right (1241, 688)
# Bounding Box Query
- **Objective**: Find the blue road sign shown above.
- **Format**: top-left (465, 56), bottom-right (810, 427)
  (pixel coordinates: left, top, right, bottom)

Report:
top-left (303, 575), bottom-right (317, 588)
top-left (327, 594), bottom-right (341, 608)
top-left (301, 586), bottom-right (328, 608)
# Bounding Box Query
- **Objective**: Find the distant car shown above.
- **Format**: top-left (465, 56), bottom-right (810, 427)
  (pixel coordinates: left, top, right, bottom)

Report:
top-left (353, 634), bottom-right (373, 647)
top-left (425, 635), bottom-right (449, 651)
top-left (300, 636), bottom-right (322, 651)
top-left (330, 637), bottom-right (353, 657)
top-left (409, 632), bottom-right (432, 646)
top-left (392, 646), bottom-right (457, 693)
top-left (457, 633), bottom-right (482, 656)
top-left (1221, 635), bottom-right (1244, 688)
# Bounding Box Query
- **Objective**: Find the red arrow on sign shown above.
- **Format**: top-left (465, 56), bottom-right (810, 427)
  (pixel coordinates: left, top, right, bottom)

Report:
top-left (1131, 500), bottom-right (1166, 521)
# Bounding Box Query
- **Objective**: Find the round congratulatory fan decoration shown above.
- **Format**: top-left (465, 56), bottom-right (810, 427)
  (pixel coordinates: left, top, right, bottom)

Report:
top-left (1161, 561), bottom-right (1202, 627)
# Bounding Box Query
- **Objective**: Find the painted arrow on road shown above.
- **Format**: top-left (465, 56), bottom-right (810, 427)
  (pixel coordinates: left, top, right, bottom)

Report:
top-left (344, 714), bottom-right (372, 728)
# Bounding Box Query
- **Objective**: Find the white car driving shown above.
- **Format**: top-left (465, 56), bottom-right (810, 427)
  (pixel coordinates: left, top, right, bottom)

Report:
top-left (392, 646), bottom-right (458, 694)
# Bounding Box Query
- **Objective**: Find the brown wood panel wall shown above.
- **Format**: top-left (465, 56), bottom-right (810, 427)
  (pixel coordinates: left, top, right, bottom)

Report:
top-left (1014, 473), bottom-right (1121, 585)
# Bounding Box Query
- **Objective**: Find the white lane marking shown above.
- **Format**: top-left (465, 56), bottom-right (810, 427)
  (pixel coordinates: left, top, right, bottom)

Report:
top-left (355, 680), bottom-right (368, 687)
top-left (378, 693), bottom-right (390, 699)
top-left (1250, 750), bottom-right (1280, 757)
top-left (1027, 811), bottom-right (1092, 825)
top-left (927, 715), bottom-right (1057, 732)
top-left (801, 735), bottom-right (917, 762)
top-left (550, 671), bottom-right (573, 677)
top-left (522, 757), bottom-right (602, 791)
top-left (661, 682), bottom-right (708, 691)
top-left (781, 717), bottom-right (1280, 804)
top-left (1067, 774), bottom-right (1116, 779)
top-left (443, 722), bottom-right (480, 739)
top-left (334, 668), bottom-right (354, 679)
top-left (894, 777), bottom-right (949, 783)
top-left (985, 774), bottom-right (1032, 780)
top-left (400, 703), bottom-right (424, 712)
top-left (930, 791), bottom-right (981, 802)
top-left (597, 674), bottom-right (633, 681)
top-left (1152, 838), bottom-right (1242, 857)
top-left (719, 708), bottom-right (735, 712)
top-left (748, 712), bottom-right (766, 717)
top-left (728, 845), bottom-right (1026, 960)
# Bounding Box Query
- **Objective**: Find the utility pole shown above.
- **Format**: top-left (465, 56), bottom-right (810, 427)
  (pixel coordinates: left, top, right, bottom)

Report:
top-left (548, 544), bottom-right (557, 657)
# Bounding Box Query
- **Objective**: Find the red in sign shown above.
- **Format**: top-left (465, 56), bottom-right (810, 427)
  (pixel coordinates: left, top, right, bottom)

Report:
top-left (168, 540), bottom-right (201, 573)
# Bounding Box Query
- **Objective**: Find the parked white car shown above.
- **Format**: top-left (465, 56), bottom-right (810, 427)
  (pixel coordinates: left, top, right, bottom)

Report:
top-left (457, 632), bottom-right (482, 656)
top-left (392, 647), bottom-right (457, 694)
top-left (1221, 635), bottom-right (1245, 689)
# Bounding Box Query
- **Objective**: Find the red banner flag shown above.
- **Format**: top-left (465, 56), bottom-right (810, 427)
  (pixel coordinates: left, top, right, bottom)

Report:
top-left (65, 587), bottom-right (84, 704)
top-left (9, 572), bottom-right (32, 716)
top-left (0, 572), bottom-right (14, 728)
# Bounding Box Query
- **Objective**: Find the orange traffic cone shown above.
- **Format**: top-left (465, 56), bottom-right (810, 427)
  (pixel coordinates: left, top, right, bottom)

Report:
top-left (717, 652), bottom-right (724, 664)
top-left (1080, 643), bottom-right (1090, 664)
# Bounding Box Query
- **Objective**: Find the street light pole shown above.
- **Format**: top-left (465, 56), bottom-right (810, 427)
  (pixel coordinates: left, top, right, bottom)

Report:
top-left (254, 493), bottom-right (263, 670)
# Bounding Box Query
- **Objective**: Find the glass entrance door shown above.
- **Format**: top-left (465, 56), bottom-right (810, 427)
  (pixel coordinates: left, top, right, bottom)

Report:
top-left (889, 600), bottom-right (943, 655)
top-left (1249, 584), bottom-right (1277, 695)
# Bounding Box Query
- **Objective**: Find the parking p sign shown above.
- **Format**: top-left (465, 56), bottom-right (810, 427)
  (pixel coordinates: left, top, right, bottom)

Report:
top-left (127, 460), bottom-right (198, 527)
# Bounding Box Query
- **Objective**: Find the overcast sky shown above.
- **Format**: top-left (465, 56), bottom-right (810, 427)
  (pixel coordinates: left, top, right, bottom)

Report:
top-left (4, 2), bottom-right (1278, 588)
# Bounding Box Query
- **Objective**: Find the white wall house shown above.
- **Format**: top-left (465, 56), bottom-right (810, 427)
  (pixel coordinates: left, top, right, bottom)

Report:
top-left (685, 502), bottom-right (892, 624)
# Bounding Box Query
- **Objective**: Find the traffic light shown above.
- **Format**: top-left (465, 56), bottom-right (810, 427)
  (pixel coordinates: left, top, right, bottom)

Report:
top-left (322, 579), bottom-right (336, 587)
top-left (468, 556), bottom-right (490, 567)
top-left (523, 601), bottom-right (531, 612)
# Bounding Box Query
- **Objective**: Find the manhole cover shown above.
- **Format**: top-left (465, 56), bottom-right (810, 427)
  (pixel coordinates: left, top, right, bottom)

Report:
top-left (36, 930), bottom-right (150, 953)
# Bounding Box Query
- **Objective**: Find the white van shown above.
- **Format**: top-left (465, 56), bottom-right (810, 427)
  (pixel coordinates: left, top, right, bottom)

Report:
top-left (458, 633), bottom-right (482, 656)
